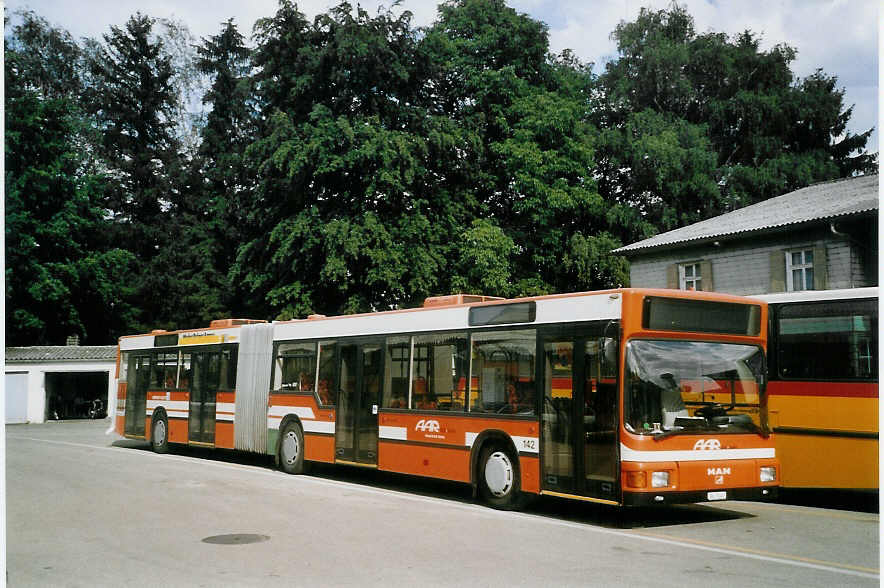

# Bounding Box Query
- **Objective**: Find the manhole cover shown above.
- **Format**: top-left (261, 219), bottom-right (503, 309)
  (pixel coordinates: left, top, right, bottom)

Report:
top-left (201, 534), bottom-right (270, 545)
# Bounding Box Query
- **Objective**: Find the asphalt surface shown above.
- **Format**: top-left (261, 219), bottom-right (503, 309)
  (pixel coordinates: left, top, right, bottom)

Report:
top-left (6, 420), bottom-right (880, 587)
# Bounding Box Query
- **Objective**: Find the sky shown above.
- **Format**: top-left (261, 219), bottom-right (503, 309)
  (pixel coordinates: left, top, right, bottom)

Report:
top-left (5, 0), bottom-right (879, 153)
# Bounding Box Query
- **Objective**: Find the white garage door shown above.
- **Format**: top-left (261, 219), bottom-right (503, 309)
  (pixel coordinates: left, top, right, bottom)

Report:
top-left (5, 372), bottom-right (29, 423)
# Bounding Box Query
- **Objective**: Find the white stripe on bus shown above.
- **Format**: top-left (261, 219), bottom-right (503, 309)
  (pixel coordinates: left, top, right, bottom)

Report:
top-left (268, 405), bottom-right (315, 420)
top-left (302, 420), bottom-right (335, 435)
top-left (266, 413), bottom-right (334, 435)
top-left (146, 400), bottom-right (188, 410)
top-left (379, 426), bottom-right (408, 440)
top-left (620, 444), bottom-right (775, 462)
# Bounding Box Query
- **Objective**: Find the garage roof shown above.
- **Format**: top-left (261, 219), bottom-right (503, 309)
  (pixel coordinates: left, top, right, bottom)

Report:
top-left (6, 346), bottom-right (117, 363)
top-left (614, 174), bottom-right (878, 255)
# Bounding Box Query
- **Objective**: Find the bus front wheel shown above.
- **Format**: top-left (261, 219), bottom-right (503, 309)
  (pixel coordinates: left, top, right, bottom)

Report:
top-left (151, 414), bottom-right (169, 454)
top-left (478, 442), bottom-right (521, 510)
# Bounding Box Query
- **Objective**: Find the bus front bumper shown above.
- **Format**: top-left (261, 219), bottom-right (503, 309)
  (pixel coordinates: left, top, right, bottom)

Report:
top-left (622, 486), bottom-right (779, 507)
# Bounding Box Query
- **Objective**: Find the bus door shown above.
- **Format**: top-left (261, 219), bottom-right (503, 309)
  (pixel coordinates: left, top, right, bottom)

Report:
top-left (188, 351), bottom-right (218, 445)
top-left (335, 342), bottom-right (382, 465)
top-left (540, 331), bottom-right (618, 501)
top-left (124, 353), bottom-right (150, 436)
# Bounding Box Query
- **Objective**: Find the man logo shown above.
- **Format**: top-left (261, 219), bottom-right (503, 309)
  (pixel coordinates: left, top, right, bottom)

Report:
top-left (707, 467), bottom-right (731, 476)
top-left (693, 439), bottom-right (721, 451)
top-left (708, 467), bottom-right (730, 486)
top-left (415, 419), bottom-right (440, 433)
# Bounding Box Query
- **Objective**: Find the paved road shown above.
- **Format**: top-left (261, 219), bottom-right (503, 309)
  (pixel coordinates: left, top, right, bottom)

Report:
top-left (6, 421), bottom-right (880, 587)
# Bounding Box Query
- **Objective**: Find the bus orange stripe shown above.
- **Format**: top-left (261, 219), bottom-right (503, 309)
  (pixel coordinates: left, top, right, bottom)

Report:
top-left (768, 381), bottom-right (878, 398)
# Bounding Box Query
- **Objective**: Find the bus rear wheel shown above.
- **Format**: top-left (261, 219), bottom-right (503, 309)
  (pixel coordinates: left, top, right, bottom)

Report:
top-left (478, 443), bottom-right (521, 510)
top-left (151, 414), bottom-right (169, 454)
top-left (279, 421), bottom-right (305, 474)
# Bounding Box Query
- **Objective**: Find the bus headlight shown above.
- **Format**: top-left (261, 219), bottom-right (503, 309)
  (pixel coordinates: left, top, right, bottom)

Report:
top-left (760, 466), bottom-right (776, 482)
top-left (651, 471), bottom-right (670, 488)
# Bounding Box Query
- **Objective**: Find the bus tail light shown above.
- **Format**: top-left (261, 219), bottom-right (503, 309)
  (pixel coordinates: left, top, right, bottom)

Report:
top-left (760, 466), bottom-right (777, 482)
top-left (626, 471), bottom-right (647, 488)
top-left (651, 471), bottom-right (670, 488)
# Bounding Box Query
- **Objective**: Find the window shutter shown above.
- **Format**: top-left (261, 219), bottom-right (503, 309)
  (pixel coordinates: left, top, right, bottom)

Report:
top-left (813, 246), bottom-right (828, 290)
top-left (699, 261), bottom-right (713, 291)
top-left (666, 264), bottom-right (678, 289)
top-left (769, 251), bottom-right (786, 292)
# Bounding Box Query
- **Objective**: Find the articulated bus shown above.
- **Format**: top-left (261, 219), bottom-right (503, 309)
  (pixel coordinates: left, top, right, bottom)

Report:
top-left (758, 287), bottom-right (878, 491)
top-left (114, 289), bottom-right (779, 508)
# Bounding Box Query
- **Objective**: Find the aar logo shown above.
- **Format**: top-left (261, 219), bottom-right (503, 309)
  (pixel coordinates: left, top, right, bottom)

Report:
top-left (692, 439), bottom-right (721, 451)
top-left (415, 419), bottom-right (440, 433)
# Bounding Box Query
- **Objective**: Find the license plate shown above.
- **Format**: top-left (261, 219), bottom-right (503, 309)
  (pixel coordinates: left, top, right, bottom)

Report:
top-left (707, 491), bottom-right (727, 501)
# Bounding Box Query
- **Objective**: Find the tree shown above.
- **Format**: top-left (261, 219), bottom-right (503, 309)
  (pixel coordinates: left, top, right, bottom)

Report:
top-left (159, 18), bottom-right (258, 325)
top-left (596, 109), bottom-right (720, 240)
top-left (5, 12), bottom-right (138, 345)
top-left (84, 13), bottom-right (195, 329)
top-left (451, 218), bottom-right (515, 295)
top-left (234, 1), bottom-right (463, 318)
top-left (85, 13), bottom-right (181, 237)
top-left (423, 0), bottom-right (621, 294)
top-left (598, 2), bottom-right (876, 229)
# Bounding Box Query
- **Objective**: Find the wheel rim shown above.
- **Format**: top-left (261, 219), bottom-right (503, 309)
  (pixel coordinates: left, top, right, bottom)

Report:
top-left (282, 429), bottom-right (300, 465)
top-left (484, 451), bottom-right (514, 497)
top-left (154, 419), bottom-right (166, 446)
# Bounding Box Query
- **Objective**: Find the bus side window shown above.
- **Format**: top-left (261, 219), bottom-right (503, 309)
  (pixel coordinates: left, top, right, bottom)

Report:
top-left (777, 299), bottom-right (878, 381)
top-left (410, 333), bottom-right (468, 411)
top-left (179, 353), bottom-right (191, 390)
top-left (275, 342), bottom-right (316, 391)
top-left (219, 346), bottom-right (238, 390)
top-left (383, 337), bottom-right (410, 408)
top-left (470, 329), bottom-right (535, 415)
top-left (317, 341), bottom-right (337, 405)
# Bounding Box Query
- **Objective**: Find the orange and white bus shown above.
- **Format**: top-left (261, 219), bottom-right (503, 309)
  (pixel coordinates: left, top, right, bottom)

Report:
top-left (759, 287), bottom-right (878, 491)
top-left (114, 288), bottom-right (779, 508)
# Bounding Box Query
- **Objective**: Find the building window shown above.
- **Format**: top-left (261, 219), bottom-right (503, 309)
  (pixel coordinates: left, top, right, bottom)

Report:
top-left (679, 263), bottom-right (701, 290)
top-left (786, 249), bottom-right (814, 291)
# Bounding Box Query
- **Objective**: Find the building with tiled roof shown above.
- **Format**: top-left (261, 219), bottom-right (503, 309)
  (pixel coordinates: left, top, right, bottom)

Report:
top-left (6, 346), bottom-right (117, 363)
top-left (614, 174), bottom-right (878, 295)
top-left (5, 345), bottom-right (117, 424)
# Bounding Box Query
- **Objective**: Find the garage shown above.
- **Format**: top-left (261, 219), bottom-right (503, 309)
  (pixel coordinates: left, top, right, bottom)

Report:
top-left (5, 345), bottom-right (117, 424)
top-left (45, 371), bottom-right (109, 420)
top-left (5, 372), bottom-right (29, 423)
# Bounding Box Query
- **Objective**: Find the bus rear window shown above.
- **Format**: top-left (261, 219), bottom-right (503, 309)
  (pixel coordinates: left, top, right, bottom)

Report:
top-left (644, 297), bottom-right (761, 336)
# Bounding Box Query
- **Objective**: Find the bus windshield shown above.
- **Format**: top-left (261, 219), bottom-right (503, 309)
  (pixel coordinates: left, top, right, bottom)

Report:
top-left (624, 340), bottom-right (765, 436)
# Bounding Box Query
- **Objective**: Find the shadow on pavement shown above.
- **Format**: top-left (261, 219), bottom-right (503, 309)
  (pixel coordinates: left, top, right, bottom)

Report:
top-left (112, 439), bottom-right (757, 529)
top-left (777, 488), bottom-right (879, 514)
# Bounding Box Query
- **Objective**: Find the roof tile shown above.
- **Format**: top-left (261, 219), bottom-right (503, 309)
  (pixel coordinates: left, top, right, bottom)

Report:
top-left (5, 346), bottom-right (117, 363)
top-left (615, 174), bottom-right (878, 254)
